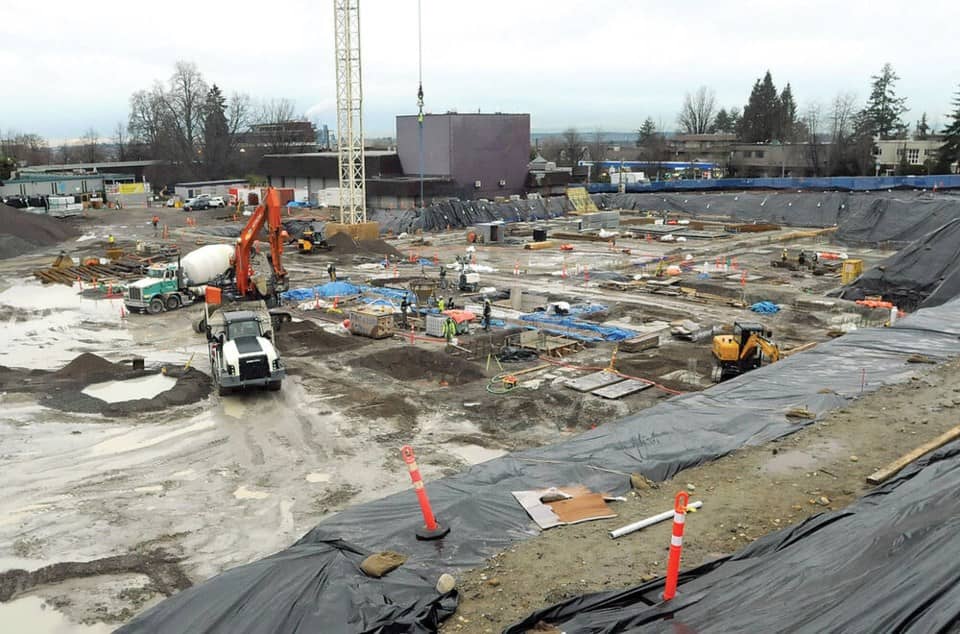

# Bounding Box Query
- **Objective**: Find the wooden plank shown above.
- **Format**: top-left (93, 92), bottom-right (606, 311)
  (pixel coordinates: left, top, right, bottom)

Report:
top-left (592, 379), bottom-right (653, 399)
top-left (866, 424), bottom-right (960, 485)
top-left (566, 370), bottom-right (624, 392)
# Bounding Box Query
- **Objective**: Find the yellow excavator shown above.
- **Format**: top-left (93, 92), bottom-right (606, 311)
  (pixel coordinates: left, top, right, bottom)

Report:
top-left (297, 228), bottom-right (329, 254)
top-left (712, 321), bottom-right (781, 382)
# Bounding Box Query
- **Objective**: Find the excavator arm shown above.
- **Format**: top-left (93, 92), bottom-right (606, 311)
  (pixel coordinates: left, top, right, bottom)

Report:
top-left (235, 187), bottom-right (288, 298)
top-left (740, 334), bottom-right (780, 363)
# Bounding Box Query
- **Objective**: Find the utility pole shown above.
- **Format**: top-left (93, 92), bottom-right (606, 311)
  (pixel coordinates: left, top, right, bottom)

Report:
top-left (333, 0), bottom-right (366, 224)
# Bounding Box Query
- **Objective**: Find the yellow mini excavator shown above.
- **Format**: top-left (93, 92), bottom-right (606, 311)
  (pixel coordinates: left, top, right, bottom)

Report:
top-left (712, 321), bottom-right (780, 382)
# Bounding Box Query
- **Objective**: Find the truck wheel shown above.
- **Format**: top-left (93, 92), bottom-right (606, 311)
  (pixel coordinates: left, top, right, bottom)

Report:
top-left (165, 294), bottom-right (181, 310)
top-left (194, 317), bottom-right (206, 333)
top-left (267, 380), bottom-right (282, 391)
top-left (148, 297), bottom-right (164, 314)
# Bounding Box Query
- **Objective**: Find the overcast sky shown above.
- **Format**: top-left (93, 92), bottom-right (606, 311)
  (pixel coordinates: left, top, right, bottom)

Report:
top-left (2, 0), bottom-right (958, 142)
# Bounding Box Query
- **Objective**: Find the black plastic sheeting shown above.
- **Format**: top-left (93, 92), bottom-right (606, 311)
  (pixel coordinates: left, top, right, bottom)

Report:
top-left (121, 298), bottom-right (960, 633)
top-left (371, 197), bottom-right (572, 234)
top-left (837, 218), bottom-right (960, 310)
top-left (600, 191), bottom-right (960, 246)
top-left (507, 440), bottom-right (960, 633)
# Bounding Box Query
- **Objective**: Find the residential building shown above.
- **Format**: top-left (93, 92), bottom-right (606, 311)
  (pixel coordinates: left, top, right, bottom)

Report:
top-left (874, 139), bottom-right (944, 175)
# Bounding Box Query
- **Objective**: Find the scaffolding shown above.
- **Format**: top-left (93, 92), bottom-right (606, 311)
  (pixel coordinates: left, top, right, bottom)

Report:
top-left (333, 0), bottom-right (367, 224)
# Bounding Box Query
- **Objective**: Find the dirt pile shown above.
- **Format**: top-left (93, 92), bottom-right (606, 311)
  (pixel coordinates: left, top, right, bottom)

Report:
top-left (51, 352), bottom-right (123, 381)
top-left (0, 353), bottom-right (211, 416)
top-left (327, 232), bottom-right (401, 257)
top-left (351, 347), bottom-right (484, 385)
top-left (0, 202), bottom-right (79, 259)
top-left (279, 319), bottom-right (367, 355)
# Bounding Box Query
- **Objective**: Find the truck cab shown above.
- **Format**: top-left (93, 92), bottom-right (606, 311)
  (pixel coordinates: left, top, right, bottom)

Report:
top-left (207, 309), bottom-right (285, 395)
top-left (125, 263), bottom-right (185, 314)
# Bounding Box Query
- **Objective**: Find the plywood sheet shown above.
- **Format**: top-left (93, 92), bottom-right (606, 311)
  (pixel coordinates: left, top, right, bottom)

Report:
top-left (547, 493), bottom-right (616, 524)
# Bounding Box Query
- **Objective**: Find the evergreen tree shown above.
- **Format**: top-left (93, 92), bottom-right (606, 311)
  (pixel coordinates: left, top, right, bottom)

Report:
top-left (779, 83), bottom-right (797, 141)
top-left (713, 108), bottom-right (731, 133)
top-left (636, 117), bottom-right (657, 146)
top-left (915, 113), bottom-right (929, 140)
top-left (864, 63), bottom-right (908, 140)
top-left (202, 84), bottom-right (230, 178)
top-left (741, 71), bottom-right (781, 142)
top-left (728, 107), bottom-right (742, 134)
top-left (938, 87), bottom-right (960, 172)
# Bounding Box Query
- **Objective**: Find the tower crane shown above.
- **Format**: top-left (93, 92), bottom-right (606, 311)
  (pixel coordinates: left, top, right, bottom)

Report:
top-left (333, 0), bottom-right (366, 225)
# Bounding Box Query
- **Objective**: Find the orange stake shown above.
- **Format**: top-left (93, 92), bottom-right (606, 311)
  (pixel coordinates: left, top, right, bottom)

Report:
top-left (663, 491), bottom-right (689, 601)
top-left (400, 445), bottom-right (449, 540)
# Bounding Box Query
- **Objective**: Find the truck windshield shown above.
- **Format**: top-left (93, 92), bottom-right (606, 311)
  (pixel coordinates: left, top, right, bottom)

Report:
top-left (147, 268), bottom-right (165, 278)
top-left (227, 320), bottom-right (262, 339)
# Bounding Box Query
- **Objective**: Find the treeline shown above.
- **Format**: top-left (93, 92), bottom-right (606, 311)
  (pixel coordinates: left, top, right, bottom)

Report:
top-left (1, 61), bottom-right (314, 184)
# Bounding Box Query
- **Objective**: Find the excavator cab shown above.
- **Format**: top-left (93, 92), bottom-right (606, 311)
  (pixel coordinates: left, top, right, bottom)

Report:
top-left (712, 321), bottom-right (779, 382)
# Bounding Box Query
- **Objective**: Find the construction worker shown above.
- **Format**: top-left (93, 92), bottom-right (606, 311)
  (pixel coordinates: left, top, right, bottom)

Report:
top-left (400, 297), bottom-right (409, 327)
top-left (108, 234), bottom-right (116, 246)
top-left (439, 265), bottom-right (447, 289)
top-left (781, 247), bottom-right (788, 263)
top-left (152, 215), bottom-right (160, 236)
top-left (327, 262), bottom-right (337, 282)
top-left (447, 297), bottom-right (455, 310)
top-left (798, 250), bottom-right (807, 268)
top-left (654, 259), bottom-right (665, 278)
top-left (437, 296), bottom-right (445, 312)
top-left (443, 317), bottom-right (457, 343)
top-left (482, 299), bottom-right (492, 331)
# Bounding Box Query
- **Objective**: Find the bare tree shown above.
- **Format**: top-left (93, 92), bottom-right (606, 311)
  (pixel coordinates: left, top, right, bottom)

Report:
top-left (828, 92), bottom-right (859, 175)
top-left (678, 86), bottom-right (717, 134)
top-left (803, 102), bottom-right (823, 175)
top-left (227, 91), bottom-right (253, 151)
top-left (559, 127), bottom-right (585, 167)
top-left (161, 61), bottom-right (209, 166)
top-left (1, 130), bottom-right (51, 165)
top-left (81, 128), bottom-right (101, 162)
top-left (113, 122), bottom-right (127, 161)
top-left (128, 83), bottom-right (169, 157)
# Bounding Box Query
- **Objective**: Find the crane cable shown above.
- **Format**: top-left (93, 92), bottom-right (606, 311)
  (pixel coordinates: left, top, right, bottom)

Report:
top-left (417, 0), bottom-right (425, 211)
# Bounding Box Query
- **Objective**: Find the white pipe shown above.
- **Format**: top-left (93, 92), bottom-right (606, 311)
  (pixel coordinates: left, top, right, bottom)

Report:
top-left (609, 500), bottom-right (703, 539)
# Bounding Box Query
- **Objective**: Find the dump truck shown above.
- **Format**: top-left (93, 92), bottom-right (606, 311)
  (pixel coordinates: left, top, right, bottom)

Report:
top-left (124, 244), bottom-right (234, 314)
top-left (204, 296), bottom-right (285, 395)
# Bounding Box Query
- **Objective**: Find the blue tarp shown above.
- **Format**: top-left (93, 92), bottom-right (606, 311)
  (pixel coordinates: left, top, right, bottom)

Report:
top-left (520, 310), bottom-right (636, 342)
top-left (587, 174), bottom-right (960, 194)
top-left (750, 301), bottom-right (780, 314)
top-left (281, 281), bottom-right (361, 301)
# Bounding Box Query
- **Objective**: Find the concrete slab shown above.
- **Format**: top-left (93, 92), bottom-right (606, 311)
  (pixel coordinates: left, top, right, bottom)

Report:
top-left (566, 371), bottom-right (624, 392)
top-left (592, 379), bottom-right (653, 399)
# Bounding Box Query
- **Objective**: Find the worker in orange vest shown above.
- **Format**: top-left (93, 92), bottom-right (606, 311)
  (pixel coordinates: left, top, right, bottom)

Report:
top-left (152, 215), bottom-right (160, 236)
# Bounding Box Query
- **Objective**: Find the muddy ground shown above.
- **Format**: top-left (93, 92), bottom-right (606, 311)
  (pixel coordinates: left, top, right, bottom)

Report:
top-left (440, 358), bottom-right (960, 632)
top-left (0, 205), bottom-right (906, 629)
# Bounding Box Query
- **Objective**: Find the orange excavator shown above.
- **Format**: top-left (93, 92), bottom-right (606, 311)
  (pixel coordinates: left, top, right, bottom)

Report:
top-left (711, 321), bottom-right (781, 382)
top-left (195, 187), bottom-right (291, 335)
top-left (231, 186), bottom-right (289, 303)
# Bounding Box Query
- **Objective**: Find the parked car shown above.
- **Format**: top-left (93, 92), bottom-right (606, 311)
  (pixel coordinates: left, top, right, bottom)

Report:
top-left (183, 197), bottom-right (211, 211)
top-left (208, 196), bottom-right (226, 208)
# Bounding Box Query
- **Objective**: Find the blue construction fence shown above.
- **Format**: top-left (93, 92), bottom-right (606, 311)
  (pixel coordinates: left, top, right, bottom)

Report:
top-left (586, 174), bottom-right (960, 194)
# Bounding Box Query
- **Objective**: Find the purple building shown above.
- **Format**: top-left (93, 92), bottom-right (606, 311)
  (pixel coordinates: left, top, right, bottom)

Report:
top-left (396, 113), bottom-right (530, 199)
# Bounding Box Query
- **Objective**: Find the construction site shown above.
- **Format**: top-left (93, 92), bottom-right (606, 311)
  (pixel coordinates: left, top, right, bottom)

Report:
top-left (4, 2), bottom-right (960, 633)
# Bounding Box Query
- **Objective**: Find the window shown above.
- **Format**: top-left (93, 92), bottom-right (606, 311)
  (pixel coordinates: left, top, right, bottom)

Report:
top-left (742, 150), bottom-right (752, 158)
top-left (896, 148), bottom-right (905, 157)
top-left (907, 148), bottom-right (921, 165)
top-left (755, 150), bottom-right (765, 159)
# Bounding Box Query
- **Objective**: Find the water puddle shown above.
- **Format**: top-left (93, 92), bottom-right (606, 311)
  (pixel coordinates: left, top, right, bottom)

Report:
top-left (447, 444), bottom-right (507, 465)
top-left (0, 596), bottom-right (111, 633)
top-left (82, 373), bottom-right (177, 403)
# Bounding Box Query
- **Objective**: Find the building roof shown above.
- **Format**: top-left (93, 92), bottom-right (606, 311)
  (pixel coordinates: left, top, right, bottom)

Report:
top-left (262, 150), bottom-right (397, 158)
top-left (5, 172), bottom-right (135, 183)
top-left (174, 179), bottom-right (249, 186)
top-left (20, 160), bottom-right (167, 173)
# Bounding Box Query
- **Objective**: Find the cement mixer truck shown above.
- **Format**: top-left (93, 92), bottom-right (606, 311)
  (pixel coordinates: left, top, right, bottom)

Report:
top-left (124, 244), bottom-right (235, 314)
